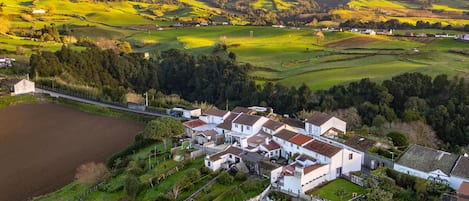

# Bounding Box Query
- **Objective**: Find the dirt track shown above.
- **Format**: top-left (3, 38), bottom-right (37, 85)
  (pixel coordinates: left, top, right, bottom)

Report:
top-left (0, 103), bottom-right (144, 201)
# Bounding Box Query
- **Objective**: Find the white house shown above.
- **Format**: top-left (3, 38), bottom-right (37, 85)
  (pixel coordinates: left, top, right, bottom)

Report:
top-left (183, 119), bottom-right (207, 137)
top-left (215, 112), bottom-right (240, 134)
top-left (394, 144), bottom-right (459, 185)
top-left (305, 112), bottom-right (346, 137)
top-left (199, 108), bottom-right (230, 124)
top-left (259, 140), bottom-right (281, 158)
top-left (172, 107), bottom-right (201, 119)
top-left (5, 79), bottom-right (35, 96)
top-left (204, 145), bottom-right (243, 171)
top-left (272, 129), bottom-right (299, 159)
top-left (225, 113), bottom-right (269, 147)
top-left (459, 34), bottom-right (469, 41)
top-left (261, 119), bottom-right (285, 135)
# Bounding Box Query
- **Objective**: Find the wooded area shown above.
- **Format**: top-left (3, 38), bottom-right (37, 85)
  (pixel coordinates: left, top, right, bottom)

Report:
top-left (30, 47), bottom-right (469, 150)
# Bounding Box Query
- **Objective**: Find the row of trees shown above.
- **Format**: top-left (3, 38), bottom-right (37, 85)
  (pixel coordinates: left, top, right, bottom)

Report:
top-left (339, 19), bottom-right (469, 31)
top-left (30, 47), bottom-right (469, 150)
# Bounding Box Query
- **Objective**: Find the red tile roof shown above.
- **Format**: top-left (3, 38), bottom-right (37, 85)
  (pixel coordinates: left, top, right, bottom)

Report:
top-left (289, 134), bottom-right (313, 146)
top-left (183, 119), bottom-right (206, 128)
top-left (458, 181), bottom-right (469, 196)
top-left (204, 108), bottom-right (229, 117)
top-left (262, 141), bottom-right (281, 151)
top-left (306, 112), bottom-right (333, 126)
top-left (263, 119), bottom-right (284, 131)
top-left (303, 140), bottom-right (341, 158)
top-left (304, 164), bottom-right (326, 174)
top-left (274, 129), bottom-right (298, 141)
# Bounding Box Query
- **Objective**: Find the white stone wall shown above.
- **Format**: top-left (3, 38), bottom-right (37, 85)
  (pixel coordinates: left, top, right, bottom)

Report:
top-left (13, 80), bottom-right (35, 95)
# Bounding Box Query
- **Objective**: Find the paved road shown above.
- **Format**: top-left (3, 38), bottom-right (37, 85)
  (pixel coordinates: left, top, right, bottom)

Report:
top-left (36, 88), bottom-right (168, 117)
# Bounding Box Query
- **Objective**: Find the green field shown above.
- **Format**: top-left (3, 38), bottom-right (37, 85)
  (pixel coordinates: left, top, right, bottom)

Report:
top-left (309, 179), bottom-right (366, 201)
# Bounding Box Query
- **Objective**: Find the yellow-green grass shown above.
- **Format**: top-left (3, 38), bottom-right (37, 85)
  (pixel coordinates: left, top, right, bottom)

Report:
top-left (348, 0), bottom-right (406, 9)
top-left (274, 0), bottom-right (295, 10)
top-left (388, 17), bottom-right (469, 27)
top-left (393, 29), bottom-right (466, 35)
top-left (253, 0), bottom-right (275, 10)
top-left (432, 4), bottom-right (468, 12)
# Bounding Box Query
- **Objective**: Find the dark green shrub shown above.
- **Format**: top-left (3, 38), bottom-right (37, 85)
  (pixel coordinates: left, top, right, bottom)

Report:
top-left (234, 171), bottom-right (247, 181)
top-left (387, 131), bottom-right (409, 147)
top-left (200, 166), bottom-right (211, 175)
top-left (217, 171), bottom-right (233, 185)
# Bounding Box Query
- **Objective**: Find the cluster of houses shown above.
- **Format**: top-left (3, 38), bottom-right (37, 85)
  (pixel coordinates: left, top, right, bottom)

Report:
top-left (180, 106), bottom-right (469, 197)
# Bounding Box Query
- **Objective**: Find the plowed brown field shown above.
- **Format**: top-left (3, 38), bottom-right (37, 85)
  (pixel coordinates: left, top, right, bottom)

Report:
top-left (0, 103), bottom-right (143, 201)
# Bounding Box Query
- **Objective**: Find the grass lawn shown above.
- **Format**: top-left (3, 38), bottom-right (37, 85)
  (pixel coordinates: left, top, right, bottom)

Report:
top-left (309, 179), bottom-right (365, 201)
top-left (0, 95), bottom-right (39, 109)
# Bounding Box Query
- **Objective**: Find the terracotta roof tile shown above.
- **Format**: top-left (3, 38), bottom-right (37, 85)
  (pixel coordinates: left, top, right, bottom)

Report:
top-left (303, 140), bottom-right (341, 158)
top-left (204, 108), bottom-right (229, 117)
top-left (274, 129), bottom-right (298, 141)
top-left (458, 181), bottom-right (469, 196)
top-left (262, 141), bottom-right (281, 151)
top-left (306, 113), bottom-right (333, 126)
top-left (233, 113), bottom-right (261, 126)
top-left (208, 146), bottom-right (243, 161)
top-left (304, 164), bottom-right (326, 174)
top-left (183, 119), bottom-right (207, 128)
top-left (289, 134), bottom-right (313, 146)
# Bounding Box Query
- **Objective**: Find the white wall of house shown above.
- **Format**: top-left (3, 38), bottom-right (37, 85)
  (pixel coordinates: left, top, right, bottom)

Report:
top-left (328, 152), bottom-right (344, 180)
top-left (283, 173), bottom-right (302, 195)
top-left (12, 80), bottom-right (35, 95)
top-left (305, 123), bottom-right (321, 136)
top-left (231, 117), bottom-right (268, 136)
top-left (270, 166), bottom-right (283, 184)
top-left (300, 147), bottom-right (331, 164)
top-left (394, 164), bottom-right (429, 179)
top-left (183, 109), bottom-right (201, 118)
top-left (205, 157), bottom-right (223, 171)
top-left (207, 115), bottom-right (226, 124)
top-left (449, 176), bottom-right (469, 190)
top-left (301, 165), bottom-right (329, 193)
top-left (341, 149), bottom-right (362, 176)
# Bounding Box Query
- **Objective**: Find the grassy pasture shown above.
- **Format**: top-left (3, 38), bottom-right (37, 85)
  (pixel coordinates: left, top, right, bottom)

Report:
top-left (309, 179), bottom-right (366, 201)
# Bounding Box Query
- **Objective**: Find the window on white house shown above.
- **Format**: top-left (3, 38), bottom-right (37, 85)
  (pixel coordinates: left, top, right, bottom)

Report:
top-left (229, 154), bottom-right (232, 158)
top-left (208, 161), bottom-right (211, 166)
top-left (349, 153), bottom-right (353, 160)
top-left (235, 124), bottom-right (238, 128)
top-left (297, 145), bottom-right (299, 149)
top-left (247, 126), bottom-right (250, 130)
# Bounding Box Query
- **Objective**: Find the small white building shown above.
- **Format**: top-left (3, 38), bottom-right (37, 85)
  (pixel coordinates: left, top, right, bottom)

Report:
top-left (305, 112), bottom-right (346, 138)
top-left (172, 107), bottom-right (201, 119)
top-left (200, 108), bottom-right (230, 124)
top-left (449, 156), bottom-right (469, 190)
top-left (394, 144), bottom-right (459, 185)
top-left (204, 145), bottom-right (244, 171)
top-left (32, 9), bottom-right (46, 14)
top-left (5, 79), bottom-right (35, 96)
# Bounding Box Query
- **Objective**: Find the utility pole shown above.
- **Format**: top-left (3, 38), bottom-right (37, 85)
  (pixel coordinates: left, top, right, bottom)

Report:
top-left (144, 92), bottom-right (148, 107)
top-left (225, 99), bottom-right (228, 111)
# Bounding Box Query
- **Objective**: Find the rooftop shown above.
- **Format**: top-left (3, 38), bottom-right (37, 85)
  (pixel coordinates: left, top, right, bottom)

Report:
top-left (261, 141), bottom-right (281, 151)
top-left (452, 156), bottom-right (469, 179)
top-left (281, 117), bottom-right (305, 129)
top-left (232, 106), bottom-right (253, 114)
top-left (216, 113), bottom-right (240, 130)
top-left (204, 108), bottom-right (229, 117)
top-left (233, 113), bottom-right (262, 126)
top-left (297, 154), bottom-right (317, 163)
top-left (289, 134), bottom-right (313, 146)
top-left (208, 145), bottom-right (243, 161)
top-left (247, 133), bottom-right (270, 146)
top-left (240, 152), bottom-right (264, 163)
top-left (263, 119), bottom-right (284, 131)
top-left (304, 164), bottom-right (326, 175)
top-left (396, 144), bottom-right (459, 175)
top-left (303, 140), bottom-right (342, 158)
top-left (344, 135), bottom-right (377, 152)
top-left (5, 78), bottom-right (23, 86)
top-left (458, 181), bottom-right (469, 196)
top-left (306, 112), bottom-right (333, 126)
top-left (183, 119), bottom-right (207, 129)
top-left (274, 129), bottom-right (298, 141)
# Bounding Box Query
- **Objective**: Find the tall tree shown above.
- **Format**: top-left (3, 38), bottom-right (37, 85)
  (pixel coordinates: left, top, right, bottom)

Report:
top-left (144, 117), bottom-right (183, 151)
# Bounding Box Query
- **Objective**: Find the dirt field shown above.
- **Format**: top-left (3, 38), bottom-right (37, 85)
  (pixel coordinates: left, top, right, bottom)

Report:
top-left (325, 36), bottom-right (386, 48)
top-left (0, 103), bottom-right (144, 201)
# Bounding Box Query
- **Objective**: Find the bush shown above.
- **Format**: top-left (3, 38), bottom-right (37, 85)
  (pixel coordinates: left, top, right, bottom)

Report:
top-left (217, 172), bottom-right (234, 185)
top-left (186, 168), bottom-right (201, 181)
top-left (124, 175), bottom-right (142, 198)
top-left (234, 171), bottom-right (247, 181)
top-left (387, 131), bottom-right (409, 147)
top-left (200, 166), bottom-right (211, 175)
top-left (106, 134), bottom-right (155, 168)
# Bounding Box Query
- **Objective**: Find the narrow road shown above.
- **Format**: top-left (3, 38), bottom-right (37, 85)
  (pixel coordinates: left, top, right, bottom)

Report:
top-left (184, 173), bottom-right (221, 201)
top-left (35, 88), bottom-right (168, 117)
